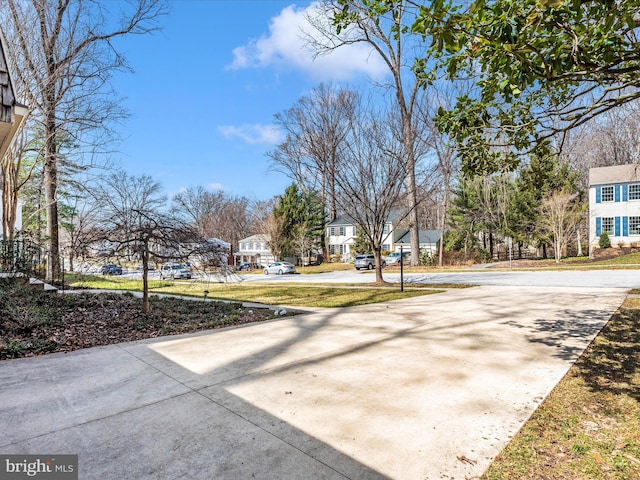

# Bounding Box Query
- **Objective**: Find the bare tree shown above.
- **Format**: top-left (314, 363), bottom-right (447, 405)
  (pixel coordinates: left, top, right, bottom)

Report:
top-left (93, 171), bottom-right (220, 312)
top-left (539, 190), bottom-right (585, 264)
top-left (172, 187), bottom-right (254, 251)
top-left (265, 214), bottom-right (286, 262)
top-left (93, 170), bottom-right (165, 258)
top-left (268, 83), bottom-right (356, 222)
top-left (309, 0), bottom-right (429, 265)
top-left (1, 0), bottom-right (166, 282)
top-left (173, 186), bottom-right (226, 237)
top-left (58, 187), bottom-right (101, 272)
top-left (333, 102), bottom-right (408, 284)
top-left (415, 85), bottom-right (465, 266)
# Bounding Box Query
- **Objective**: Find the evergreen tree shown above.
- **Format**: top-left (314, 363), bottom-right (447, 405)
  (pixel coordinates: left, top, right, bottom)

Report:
top-left (273, 184), bottom-right (325, 260)
top-left (513, 153), bottom-right (581, 256)
top-left (351, 228), bottom-right (370, 256)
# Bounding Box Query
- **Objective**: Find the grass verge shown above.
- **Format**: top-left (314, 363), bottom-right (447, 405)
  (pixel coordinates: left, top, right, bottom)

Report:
top-left (481, 297), bottom-right (640, 480)
top-left (66, 274), bottom-right (444, 308)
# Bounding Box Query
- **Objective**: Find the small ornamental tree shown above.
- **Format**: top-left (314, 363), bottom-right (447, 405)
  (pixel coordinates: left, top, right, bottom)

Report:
top-left (351, 229), bottom-right (370, 257)
top-left (599, 231), bottom-right (611, 249)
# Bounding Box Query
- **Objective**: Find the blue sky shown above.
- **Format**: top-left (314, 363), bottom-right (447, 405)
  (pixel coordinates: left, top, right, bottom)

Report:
top-left (109, 0), bottom-right (387, 202)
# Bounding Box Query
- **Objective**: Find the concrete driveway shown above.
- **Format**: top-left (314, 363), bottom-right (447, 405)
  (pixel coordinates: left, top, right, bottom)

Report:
top-left (0, 285), bottom-right (627, 479)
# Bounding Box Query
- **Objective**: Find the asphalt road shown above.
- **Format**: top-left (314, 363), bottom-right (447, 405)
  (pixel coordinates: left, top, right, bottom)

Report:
top-left (233, 268), bottom-right (640, 289)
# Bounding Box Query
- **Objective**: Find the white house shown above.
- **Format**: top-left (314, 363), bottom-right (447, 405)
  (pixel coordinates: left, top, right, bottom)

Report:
top-left (326, 212), bottom-right (441, 261)
top-left (234, 234), bottom-right (275, 267)
top-left (589, 164), bottom-right (640, 251)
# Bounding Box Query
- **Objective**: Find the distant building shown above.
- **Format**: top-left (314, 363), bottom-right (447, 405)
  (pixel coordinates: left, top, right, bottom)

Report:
top-left (326, 211), bottom-right (441, 262)
top-left (589, 164), bottom-right (640, 251)
top-left (235, 234), bottom-right (275, 267)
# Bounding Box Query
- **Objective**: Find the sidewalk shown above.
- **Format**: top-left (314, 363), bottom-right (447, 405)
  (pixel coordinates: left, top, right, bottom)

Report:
top-left (0, 285), bottom-right (627, 479)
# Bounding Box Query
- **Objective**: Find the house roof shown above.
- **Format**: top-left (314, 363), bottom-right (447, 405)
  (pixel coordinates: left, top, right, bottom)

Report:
top-left (238, 234), bottom-right (270, 243)
top-left (205, 238), bottom-right (230, 248)
top-left (396, 229), bottom-right (442, 245)
top-left (326, 216), bottom-right (354, 226)
top-left (327, 209), bottom-right (408, 227)
top-left (589, 164), bottom-right (640, 186)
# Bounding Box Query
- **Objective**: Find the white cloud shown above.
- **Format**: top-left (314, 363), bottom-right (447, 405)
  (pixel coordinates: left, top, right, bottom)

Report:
top-left (217, 124), bottom-right (283, 145)
top-left (227, 2), bottom-right (388, 81)
top-left (206, 182), bottom-right (225, 191)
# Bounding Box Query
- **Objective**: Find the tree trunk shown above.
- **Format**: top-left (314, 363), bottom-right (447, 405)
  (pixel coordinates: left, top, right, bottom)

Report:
top-left (489, 229), bottom-right (494, 259)
top-left (576, 228), bottom-right (583, 256)
top-left (44, 108), bottom-right (60, 282)
top-left (401, 112), bottom-right (420, 266)
top-left (1, 183), bottom-right (17, 241)
top-left (142, 241), bottom-right (150, 313)
top-left (374, 247), bottom-right (385, 284)
top-left (1, 141), bottom-right (21, 241)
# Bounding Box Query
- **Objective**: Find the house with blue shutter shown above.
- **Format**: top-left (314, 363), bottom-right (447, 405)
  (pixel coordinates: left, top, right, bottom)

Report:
top-left (589, 164), bottom-right (640, 252)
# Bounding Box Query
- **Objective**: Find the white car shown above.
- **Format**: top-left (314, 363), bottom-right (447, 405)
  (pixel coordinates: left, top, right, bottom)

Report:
top-left (159, 263), bottom-right (192, 280)
top-left (263, 262), bottom-right (296, 275)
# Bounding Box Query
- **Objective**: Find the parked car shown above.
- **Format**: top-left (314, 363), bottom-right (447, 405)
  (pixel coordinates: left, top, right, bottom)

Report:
top-left (354, 254), bottom-right (385, 270)
top-left (235, 262), bottom-right (251, 271)
top-left (100, 264), bottom-right (123, 275)
top-left (159, 263), bottom-right (192, 280)
top-left (385, 251), bottom-right (411, 266)
top-left (263, 262), bottom-right (296, 275)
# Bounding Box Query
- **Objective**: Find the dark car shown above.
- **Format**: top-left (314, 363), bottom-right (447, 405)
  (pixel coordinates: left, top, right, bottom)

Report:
top-left (101, 264), bottom-right (123, 275)
top-left (235, 262), bottom-right (251, 271)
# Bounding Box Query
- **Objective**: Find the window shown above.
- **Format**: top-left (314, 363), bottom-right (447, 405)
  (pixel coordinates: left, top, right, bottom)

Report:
top-left (339, 226), bottom-right (345, 236)
top-left (249, 242), bottom-right (254, 250)
top-left (382, 244), bottom-right (390, 251)
top-left (630, 184), bottom-right (640, 201)
top-left (630, 217), bottom-right (640, 235)
top-left (602, 217), bottom-right (615, 235)
top-left (329, 227), bottom-right (335, 236)
top-left (383, 224), bottom-right (390, 234)
top-left (339, 244), bottom-right (345, 254)
top-left (329, 244), bottom-right (336, 255)
top-left (352, 226), bottom-right (357, 236)
top-left (601, 186), bottom-right (614, 202)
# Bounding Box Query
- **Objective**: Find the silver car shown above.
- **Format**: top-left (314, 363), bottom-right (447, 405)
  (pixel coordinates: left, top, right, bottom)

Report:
top-left (159, 263), bottom-right (192, 280)
top-left (385, 251), bottom-right (411, 266)
top-left (354, 254), bottom-right (385, 270)
top-left (263, 262), bottom-right (296, 275)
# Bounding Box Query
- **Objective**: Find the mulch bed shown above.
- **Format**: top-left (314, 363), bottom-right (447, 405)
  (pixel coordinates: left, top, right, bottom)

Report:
top-left (0, 280), bottom-right (290, 360)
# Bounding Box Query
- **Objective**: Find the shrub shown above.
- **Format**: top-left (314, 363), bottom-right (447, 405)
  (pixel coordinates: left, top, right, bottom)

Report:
top-left (599, 231), bottom-right (611, 249)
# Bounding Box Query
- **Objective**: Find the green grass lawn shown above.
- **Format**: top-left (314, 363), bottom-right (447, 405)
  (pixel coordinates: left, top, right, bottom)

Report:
top-left (66, 273), bottom-right (444, 308)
